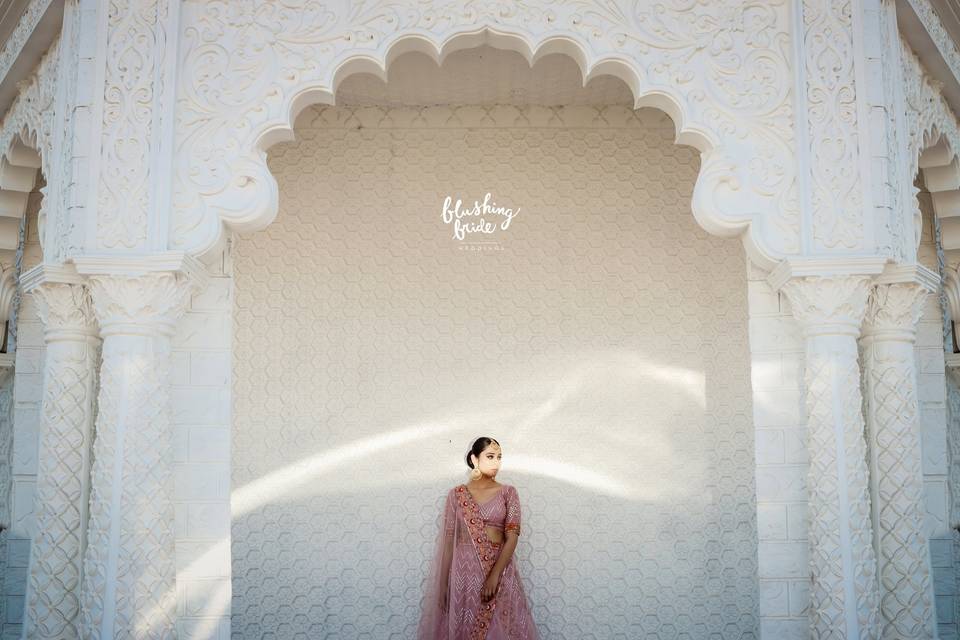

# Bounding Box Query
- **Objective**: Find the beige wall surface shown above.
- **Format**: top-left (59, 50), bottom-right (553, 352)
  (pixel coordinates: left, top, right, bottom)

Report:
top-left (230, 94), bottom-right (759, 639)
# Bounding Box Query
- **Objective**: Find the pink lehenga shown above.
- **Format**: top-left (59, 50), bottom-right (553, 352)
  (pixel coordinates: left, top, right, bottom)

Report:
top-left (417, 483), bottom-right (540, 639)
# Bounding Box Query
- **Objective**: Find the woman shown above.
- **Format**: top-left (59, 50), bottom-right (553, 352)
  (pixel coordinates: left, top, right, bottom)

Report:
top-left (418, 437), bottom-right (540, 639)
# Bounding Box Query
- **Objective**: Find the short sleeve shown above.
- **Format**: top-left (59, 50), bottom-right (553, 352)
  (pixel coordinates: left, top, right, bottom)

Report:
top-left (442, 489), bottom-right (456, 538)
top-left (504, 485), bottom-right (522, 536)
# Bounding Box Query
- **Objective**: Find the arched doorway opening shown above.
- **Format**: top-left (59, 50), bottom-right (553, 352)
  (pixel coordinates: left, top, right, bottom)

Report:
top-left (230, 43), bottom-right (759, 637)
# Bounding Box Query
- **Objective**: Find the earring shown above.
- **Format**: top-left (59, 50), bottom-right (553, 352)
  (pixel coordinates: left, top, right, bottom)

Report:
top-left (470, 466), bottom-right (481, 480)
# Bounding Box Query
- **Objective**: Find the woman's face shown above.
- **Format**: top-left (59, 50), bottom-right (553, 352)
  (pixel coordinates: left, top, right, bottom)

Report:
top-left (473, 443), bottom-right (502, 478)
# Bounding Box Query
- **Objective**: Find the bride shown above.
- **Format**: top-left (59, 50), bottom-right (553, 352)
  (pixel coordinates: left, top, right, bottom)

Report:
top-left (417, 437), bottom-right (540, 639)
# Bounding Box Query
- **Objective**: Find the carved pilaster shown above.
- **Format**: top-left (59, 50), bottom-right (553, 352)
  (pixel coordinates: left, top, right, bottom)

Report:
top-left (74, 262), bottom-right (198, 640)
top-left (75, 269), bottom-right (193, 640)
top-left (96, 0), bottom-right (177, 251)
top-left (774, 265), bottom-right (882, 639)
top-left (860, 266), bottom-right (939, 639)
top-left (20, 268), bottom-right (100, 640)
top-left (799, 0), bottom-right (865, 252)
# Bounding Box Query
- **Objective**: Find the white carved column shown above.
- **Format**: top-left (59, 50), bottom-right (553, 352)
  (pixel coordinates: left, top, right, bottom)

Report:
top-left (860, 265), bottom-right (939, 639)
top-left (0, 356), bottom-right (14, 630)
top-left (771, 262), bottom-right (884, 640)
top-left (20, 266), bottom-right (100, 640)
top-left (74, 256), bottom-right (204, 640)
top-left (946, 362), bottom-right (960, 636)
top-left (943, 266), bottom-right (960, 636)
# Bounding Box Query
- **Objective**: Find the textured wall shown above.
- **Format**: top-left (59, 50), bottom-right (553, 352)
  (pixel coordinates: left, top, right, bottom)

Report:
top-left (231, 102), bottom-right (759, 638)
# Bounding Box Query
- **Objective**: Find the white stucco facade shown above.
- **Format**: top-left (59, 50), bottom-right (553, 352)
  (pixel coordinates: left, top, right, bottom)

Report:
top-left (0, 0), bottom-right (958, 639)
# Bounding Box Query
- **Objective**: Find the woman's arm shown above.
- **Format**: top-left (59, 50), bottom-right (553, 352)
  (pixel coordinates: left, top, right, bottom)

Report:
top-left (487, 531), bottom-right (518, 580)
top-left (482, 485), bottom-right (524, 600)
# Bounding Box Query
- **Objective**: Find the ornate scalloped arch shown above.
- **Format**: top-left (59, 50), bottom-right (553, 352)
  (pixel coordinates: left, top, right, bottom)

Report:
top-left (903, 39), bottom-right (960, 263)
top-left (0, 34), bottom-right (58, 266)
top-left (174, 1), bottom-right (799, 268)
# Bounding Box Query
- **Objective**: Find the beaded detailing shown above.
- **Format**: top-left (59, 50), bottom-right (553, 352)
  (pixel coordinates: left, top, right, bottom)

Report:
top-left (457, 484), bottom-right (500, 638)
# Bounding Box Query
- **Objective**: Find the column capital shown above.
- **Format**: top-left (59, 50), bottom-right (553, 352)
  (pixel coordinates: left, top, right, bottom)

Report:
top-left (862, 264), bottom-right (939, 342)
top-left (776, 274), bottom-right (875, 338)
top-left (21, 263), bottom-right (98, 341)
top-left (72, 252), bottom-right (208, 338)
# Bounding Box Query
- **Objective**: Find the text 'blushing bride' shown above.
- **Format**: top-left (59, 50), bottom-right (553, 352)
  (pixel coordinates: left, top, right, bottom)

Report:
top-left (441, 193), bottom-right (520, 242)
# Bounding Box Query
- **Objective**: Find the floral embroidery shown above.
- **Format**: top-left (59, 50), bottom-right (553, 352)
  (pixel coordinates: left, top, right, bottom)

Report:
top-left (458, 484), bottom-right (501, 638)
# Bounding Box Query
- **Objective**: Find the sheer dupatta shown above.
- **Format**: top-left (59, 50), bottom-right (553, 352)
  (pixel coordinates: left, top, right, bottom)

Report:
top-left (417, 486), bottom-right (465, 639)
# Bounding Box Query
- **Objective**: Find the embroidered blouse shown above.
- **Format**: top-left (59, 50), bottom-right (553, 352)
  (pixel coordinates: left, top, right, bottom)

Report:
top-left (444, 484), bottom-right (523, 540)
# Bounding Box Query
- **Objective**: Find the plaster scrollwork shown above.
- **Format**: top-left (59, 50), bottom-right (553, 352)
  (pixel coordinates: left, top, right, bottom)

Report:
top-left (779, 274), bottom-right (881, 638)
top-left (801, 0), bottom-right (864, 251)
top-left (174, 0), bottom-right (801, 267)
top-left (97, 0), bottom-right (171, 251)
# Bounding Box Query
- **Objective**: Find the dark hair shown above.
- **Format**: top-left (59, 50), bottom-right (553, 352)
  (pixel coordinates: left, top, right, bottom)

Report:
top-left (465, 437), bottom-right (500, 469)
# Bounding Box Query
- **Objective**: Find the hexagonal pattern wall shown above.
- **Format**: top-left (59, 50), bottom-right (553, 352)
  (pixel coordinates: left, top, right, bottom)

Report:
top-left (231, 100), bottom-right (760, 638)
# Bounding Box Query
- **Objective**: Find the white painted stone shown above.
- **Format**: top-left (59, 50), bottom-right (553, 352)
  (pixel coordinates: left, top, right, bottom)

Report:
top-left (189, 352), bottom-right (230, 386)
top-left (782, 428), bottom-right (810, 465)
top-left (176, 541), bottom-right (231, 579)
top-left (758, 580), bottom-right (789, 616)
top-left (757, 504), bottom-right (789, 541)
top-left (188, 427), bottom-right (229, 463)
top-left (755, 429), bottom-right (786, 465)
top-left (755, 465), bottom-right (807, 503)
top-left (757, 542), bottom-right (808, 578)
top-left (786, 503), bottom-right (809, 541)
